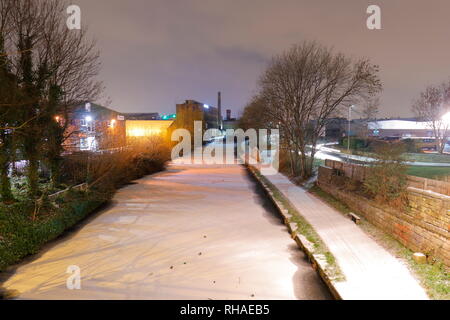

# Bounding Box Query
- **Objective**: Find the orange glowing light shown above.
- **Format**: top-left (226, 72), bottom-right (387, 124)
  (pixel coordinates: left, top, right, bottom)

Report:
top-left (126, 120), bottom-right (173, 138)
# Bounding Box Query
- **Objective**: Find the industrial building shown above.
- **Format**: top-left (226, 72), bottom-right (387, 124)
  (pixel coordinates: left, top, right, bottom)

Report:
top-left (63, 92), bottom-right (228, 151)
top-left (63, 102), bottom-right (126, 152)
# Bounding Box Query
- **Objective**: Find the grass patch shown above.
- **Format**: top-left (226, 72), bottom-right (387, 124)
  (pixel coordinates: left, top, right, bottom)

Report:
top-left (251, 168), bottom-right (344, 281)
top-left (330, 146), bottom-right (450, 164)
top-left (0, 144), bottom-right (170, 275)
top-left (309, 184), bottom-right (449, 300)
top-left (0, 190), bottom-right (105, 272)
top-left (403, 153), bottom-right (450, 163)
top-left (406, 166), bottom-right (450, 179)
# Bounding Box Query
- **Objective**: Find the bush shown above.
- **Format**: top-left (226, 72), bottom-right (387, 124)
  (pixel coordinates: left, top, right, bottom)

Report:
top-left (0, 190), bottom-right (103, 271)
top-left (340, 137), bottom-right (368, 151)
top-left (86, 136), bottom-right (171, 193)
top-left (363, 142), bottom-right (408, 207)
top-left (0, 136), bottom-right (171, 272)
top-left (60, 136), bottom-right (171, 192)
top-left (402, 138), bottom-right (419, 153)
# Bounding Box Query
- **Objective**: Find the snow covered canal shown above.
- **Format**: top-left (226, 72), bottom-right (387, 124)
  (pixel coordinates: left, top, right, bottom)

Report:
top-left (1, 164), bottom-right (331, 300)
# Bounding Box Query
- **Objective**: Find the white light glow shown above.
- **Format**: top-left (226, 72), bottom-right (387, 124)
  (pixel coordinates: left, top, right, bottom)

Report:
top-left (443, 112), bottom-right (450, 125)
top-left (203, 104), bottom-right (209, 109)
top-left (85, 116), bottom-right (93, 122)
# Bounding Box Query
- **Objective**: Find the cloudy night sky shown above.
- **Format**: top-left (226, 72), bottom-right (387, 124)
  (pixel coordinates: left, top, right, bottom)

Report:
top-left (73, 0), bottom-right (450, 118)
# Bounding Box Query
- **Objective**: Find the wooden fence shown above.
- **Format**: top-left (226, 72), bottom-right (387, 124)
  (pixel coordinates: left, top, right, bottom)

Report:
top-left (406, 175), bottom-right (450, 196)
top-left (324, 159), bottom-right (450, 196)
top-left (48, 183), bottom-right (88, 201)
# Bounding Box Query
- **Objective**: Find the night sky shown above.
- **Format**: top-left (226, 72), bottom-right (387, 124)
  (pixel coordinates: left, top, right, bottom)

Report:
top-left (73, 0), bottom-right (450, 118)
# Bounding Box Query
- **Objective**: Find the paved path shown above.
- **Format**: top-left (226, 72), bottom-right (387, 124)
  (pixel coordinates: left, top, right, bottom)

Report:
top-left (0, 164), bottom-right (331, 300)
top-left (261, 171), bottom-right (429, 300)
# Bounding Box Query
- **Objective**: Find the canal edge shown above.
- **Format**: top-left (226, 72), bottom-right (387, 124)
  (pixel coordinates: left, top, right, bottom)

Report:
top-left (245, 165), bottom-right (343, 300)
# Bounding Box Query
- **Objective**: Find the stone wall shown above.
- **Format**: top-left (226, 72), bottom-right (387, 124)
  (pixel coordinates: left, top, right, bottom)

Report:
top-left (318, 166), bottom-right (450, 266)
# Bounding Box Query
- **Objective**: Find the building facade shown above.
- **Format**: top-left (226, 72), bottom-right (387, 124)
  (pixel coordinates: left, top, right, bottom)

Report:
top-left (63, 102), bottom-right (126, 152)
top-left (121, 98), bottom-right (225, 142)
top-left (125, 120), bottom-right (174, 140)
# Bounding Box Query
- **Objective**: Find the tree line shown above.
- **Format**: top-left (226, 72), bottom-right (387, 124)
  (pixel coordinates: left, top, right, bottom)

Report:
top-left (0, 0), bottom-right (102, 202)
top-left (412, 81), bottom-right (450, 154)
top-left (240, 40), bottom-right (450, 180)
top-left (240, 41), bottom-right (382, 179)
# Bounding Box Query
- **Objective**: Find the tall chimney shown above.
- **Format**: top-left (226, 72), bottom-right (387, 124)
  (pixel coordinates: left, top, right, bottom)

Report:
top-left (217, 91), bottom-right (222, 130)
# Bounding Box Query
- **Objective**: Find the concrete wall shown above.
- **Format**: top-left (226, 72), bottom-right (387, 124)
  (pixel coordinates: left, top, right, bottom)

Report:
top-left (318, 166), bottom-right (450, 266)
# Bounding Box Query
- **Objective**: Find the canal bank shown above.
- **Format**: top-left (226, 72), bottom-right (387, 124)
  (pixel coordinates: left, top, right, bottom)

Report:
top-left (1, 163), bottom-right (331, 299)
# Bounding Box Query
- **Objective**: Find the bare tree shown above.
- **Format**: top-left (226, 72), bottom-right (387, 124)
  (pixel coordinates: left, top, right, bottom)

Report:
top-left (259, 41), bottom-right (381, 178)
top-left (412, 82), bottom-right (450, 154)
top-left (0, 0), bottom-right (103, 196)
top-left (238, 96), bottom-right (273, 131)
top-left (356, 96), bottom-right (380, 140)
top-left (0, 0), bottom-right (21, 201)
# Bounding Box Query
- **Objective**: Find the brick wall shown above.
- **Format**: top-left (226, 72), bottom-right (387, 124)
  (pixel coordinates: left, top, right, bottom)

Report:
top-left (318, 166), bottom-right (450, 266)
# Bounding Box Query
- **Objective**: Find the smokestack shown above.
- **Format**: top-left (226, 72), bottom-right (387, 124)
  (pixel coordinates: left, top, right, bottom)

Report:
top-left (217, 91), bottom-right (222, 130)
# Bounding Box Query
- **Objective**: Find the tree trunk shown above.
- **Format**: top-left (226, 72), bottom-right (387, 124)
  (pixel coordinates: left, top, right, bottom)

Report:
top-left (438, 138), bottom-right (446, 154)
top-left (0, 131), bottom-right (14, 202)
top-left (50, 157), bottom-right (62, 189)
top-left (0, 157), bottom-right (13, 202)
top-left (24, 136), bottom-right (40, 198)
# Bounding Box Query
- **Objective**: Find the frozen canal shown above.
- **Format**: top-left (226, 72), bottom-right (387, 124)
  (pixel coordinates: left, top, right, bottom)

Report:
top-left (1, 163), bottom-right (331, 300)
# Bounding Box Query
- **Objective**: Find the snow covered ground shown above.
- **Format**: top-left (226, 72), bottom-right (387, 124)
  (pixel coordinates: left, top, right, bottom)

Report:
top-left (1, 160), bottom-right (330, 300)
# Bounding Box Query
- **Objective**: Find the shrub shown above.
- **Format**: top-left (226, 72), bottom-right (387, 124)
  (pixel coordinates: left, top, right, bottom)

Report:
top-left (340, 137), bottom-right (368, 151)
top-left (363, 141), bottom-right (408, 207)
top-left (0, 190), bottom-right (104, 271)
top-left (87, 136), bottom-right (171, 193)
top-left (402, 138), bottom-right (419, 153)
top-left (59, 136), bottom-right (171, 192)
top-left (0, 136), bottom-right (171, 272)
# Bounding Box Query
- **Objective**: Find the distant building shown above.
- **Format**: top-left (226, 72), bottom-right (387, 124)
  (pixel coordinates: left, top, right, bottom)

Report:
top-left (169, 100), bottom-right (221, 140)
top-left (324, 118), bottom-right (348, 139)
top-left (324, 117), bottom-right (437, 141)
top-left (124, 113), bottom-right (160, 120)
top-left (64, 102), bottom-right (126, 152)
top-left (368, 119), bottom-right (433, 138)
top-left (126, 120), bottom-right (174, 139)
top-left (123, 97), bottom-right (224, 141)
top-left (124, 113), bottom-right (174, 140)
top-left (223, 109), bottom-right (238, 130)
